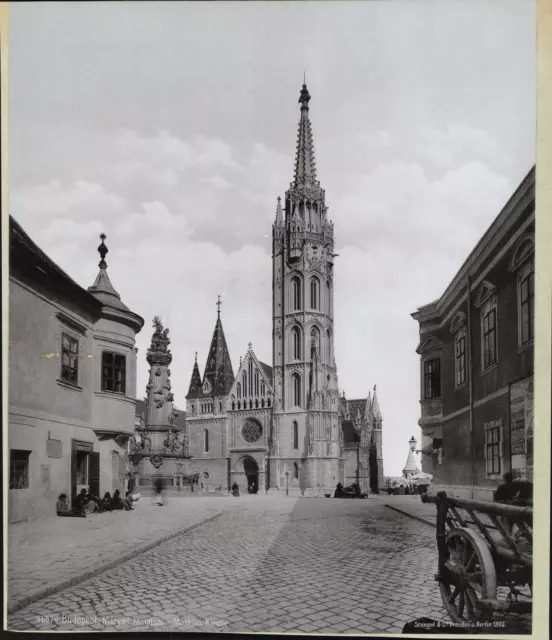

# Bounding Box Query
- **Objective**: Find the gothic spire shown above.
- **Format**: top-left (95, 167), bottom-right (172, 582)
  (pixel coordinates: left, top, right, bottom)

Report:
top-left (202, 298), bottom-right (234, 395)
top-left (187, 352), bottom-right (202, 398)
top-left (365, 390), bottom-right (372, 419)
top-left (371, 385), bottom-right (382, 419)
top-left (275, 196), bottom-right (284, 226)
top-left (293, 83), bottom-right (317, 187)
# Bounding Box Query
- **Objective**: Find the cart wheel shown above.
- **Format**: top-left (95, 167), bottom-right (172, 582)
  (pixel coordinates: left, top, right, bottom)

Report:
top-left (439, 527), bottom-right (497, 623)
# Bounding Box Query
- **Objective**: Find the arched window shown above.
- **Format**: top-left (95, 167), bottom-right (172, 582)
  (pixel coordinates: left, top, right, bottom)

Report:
top-left (232, 402), bottom-right (235, 410)
top-left (255, 369), bottom-right (259, 396)
top-left (326, 330), bottom-right (331, 364)
top-left (237, 382), bottom-right (241, 398)
top-left (242, 371), bottom-right (247, 398)
top-left (326, 280), bottom-right (331, 315)
top-left (310, 277), bottom-right (319, 310)
top-left (292, 276), bottom-right (302, 311)
top-left (293, 421), bottom-right (298, 450)
top-left (293, 462), bottom-right (299, 479)
top-left (292, 373), bottom-right (301, 408)
top-left (261, 380), bottom-right (265, 396)
top-left (291, 326), bottom-right (302, 360)
top-left (248, 360), bottom-right (253, 396)
top-left (204, 429), bottom-right (209, 453)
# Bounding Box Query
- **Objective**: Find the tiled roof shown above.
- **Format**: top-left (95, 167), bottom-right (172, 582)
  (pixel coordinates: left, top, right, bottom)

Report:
top-left (202, 313), bottom-right (234, 396)
top-left (259, 361), bottom-right (273, 387)
top-left (341, 420), bottom-right (360, 443)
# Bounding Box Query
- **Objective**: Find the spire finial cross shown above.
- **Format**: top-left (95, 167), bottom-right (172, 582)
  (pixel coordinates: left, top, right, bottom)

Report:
top-left (195, 351), bottom-right (198, 363)
top-left (217, 295), bottom-right (222, 316)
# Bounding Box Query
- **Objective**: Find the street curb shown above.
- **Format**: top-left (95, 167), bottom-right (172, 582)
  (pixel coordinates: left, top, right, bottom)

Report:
top-left (384, 504), bottom-right (436, 529)
top-left (8, 512), bottom-right (223, 615)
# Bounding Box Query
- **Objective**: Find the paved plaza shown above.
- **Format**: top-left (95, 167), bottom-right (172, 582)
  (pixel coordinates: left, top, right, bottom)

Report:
top-left (7, 495), bottom-right (530, 634)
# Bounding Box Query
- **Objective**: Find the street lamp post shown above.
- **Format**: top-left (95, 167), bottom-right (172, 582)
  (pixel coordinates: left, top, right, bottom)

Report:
top-left (285, 472), bottom-right (289, 496)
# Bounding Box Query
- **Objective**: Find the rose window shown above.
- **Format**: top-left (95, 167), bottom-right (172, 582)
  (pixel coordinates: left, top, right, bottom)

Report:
top-left (242, 420), bottom-right (262, 443)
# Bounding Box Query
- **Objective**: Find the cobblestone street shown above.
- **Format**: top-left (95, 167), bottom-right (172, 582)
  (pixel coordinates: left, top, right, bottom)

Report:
top-left (9, 496), bottom-right (450, 634)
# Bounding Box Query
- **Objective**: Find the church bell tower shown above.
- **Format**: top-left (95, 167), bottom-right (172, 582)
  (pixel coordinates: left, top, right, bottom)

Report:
top-left (270, 83), bottom-right (343, 496)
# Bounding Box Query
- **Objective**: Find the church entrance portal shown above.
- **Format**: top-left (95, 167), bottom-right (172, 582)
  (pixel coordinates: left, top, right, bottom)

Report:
top-left (243, 457), bottom-right (259, 494)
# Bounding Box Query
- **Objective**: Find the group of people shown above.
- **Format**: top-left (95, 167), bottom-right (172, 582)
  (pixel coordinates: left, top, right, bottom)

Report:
top-left (334, 482), bottom-right (365, 498)
top-left (56, 488), bottom-right (138, 518)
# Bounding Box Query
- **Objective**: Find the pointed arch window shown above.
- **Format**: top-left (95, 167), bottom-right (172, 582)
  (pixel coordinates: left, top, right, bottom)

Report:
top-left (261, 380), bottom-right (265, 397)
top-left (310, 277), bottom-right (320, 310)
top-left (204, 429), bottom-right (209, 453)
top-left (326, 280), bottom-right (331, 315)
top-left (292, 373), bottom-right (302, 408)
top-left (254, 369), bottom-right (259, 396)
top-left (291, 276), bottom-right (302, 311)
top-left (326, 330), bottom-right (331, 364)
top-left (248, 360), bottom-right (253, 396)
top-left (293, 462), bottom-right (299, 479)
top-left (293, 421), bottom-right (299, 450)
top-left (242, 371), bottom-right (247, 398)
top-left (291, 326), bottom-right (302, 361)
top-left (237, 382), bottom-right (241, 399)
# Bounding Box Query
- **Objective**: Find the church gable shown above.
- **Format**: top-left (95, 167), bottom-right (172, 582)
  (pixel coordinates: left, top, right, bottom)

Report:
top-left (229, 344), bottom-right (273, 411)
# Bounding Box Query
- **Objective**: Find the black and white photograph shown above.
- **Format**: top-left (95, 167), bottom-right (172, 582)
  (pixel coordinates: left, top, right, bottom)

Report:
top-left (3, 0), bottom-right (545, 636)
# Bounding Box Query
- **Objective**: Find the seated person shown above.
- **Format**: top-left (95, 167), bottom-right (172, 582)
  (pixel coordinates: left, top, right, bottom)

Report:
top-left (124, 491), bottom-right (135, 510)
top-left (110, 489), bottom-right (125, 510)
top-left (56, 493), bottom-right (86, 518)
top-left (86, 491), bottom-right (104, 513)
top-left (494, 472), bottom-right (533, 505)
top-left (101, 492), bottom-right (113, 511)
top-left (74, 488), bottom-right (88, 514)
top-left (334, 483), bottom-right (345, 498)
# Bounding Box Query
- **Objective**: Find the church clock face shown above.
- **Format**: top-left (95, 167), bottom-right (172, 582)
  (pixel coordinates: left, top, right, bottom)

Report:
top-left (203, 380), bottom-right (212, 395)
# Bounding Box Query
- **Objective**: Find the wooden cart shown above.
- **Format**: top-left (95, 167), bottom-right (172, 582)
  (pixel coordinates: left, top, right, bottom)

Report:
top-left (421, 491), bottom-right (532, 624)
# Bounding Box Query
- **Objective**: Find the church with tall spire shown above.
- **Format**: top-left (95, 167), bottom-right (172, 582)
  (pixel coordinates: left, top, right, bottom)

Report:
top-left (182, 83), bottom-right (384, 495)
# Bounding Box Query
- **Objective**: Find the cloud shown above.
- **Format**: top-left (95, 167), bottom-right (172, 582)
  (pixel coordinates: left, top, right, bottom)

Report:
top-left (9, 129), bottom-right (525, 477)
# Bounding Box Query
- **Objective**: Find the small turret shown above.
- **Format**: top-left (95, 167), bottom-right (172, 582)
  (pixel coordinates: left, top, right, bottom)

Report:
top-left (187, 352), bottom-right (202, 398)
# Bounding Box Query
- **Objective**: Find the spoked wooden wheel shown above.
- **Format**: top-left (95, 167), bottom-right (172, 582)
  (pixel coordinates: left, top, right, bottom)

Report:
top-left (439, 527), bottom-right (497, 623)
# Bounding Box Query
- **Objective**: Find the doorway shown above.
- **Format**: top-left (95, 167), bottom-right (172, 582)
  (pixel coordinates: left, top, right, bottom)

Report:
top-left (243, 457), bottom-right (259, 494)
top-left (71, 439), bottom-right (98, 504)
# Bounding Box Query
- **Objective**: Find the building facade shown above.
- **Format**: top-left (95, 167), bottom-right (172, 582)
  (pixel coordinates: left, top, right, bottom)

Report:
top-left (8, 221), bottom-right (143, 522)
top-left (184, 84), bottom-right (385, 495)
top-left (411, 167), bottom-right (534, 501)
top-left (338, 391), bottom-right (384, 493)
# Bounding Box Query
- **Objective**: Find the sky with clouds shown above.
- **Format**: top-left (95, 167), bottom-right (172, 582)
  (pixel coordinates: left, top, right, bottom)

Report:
top-left (10, 1), bottom-right (535, 476)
